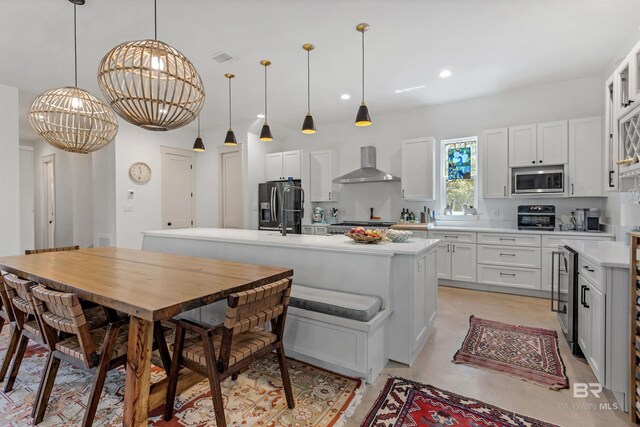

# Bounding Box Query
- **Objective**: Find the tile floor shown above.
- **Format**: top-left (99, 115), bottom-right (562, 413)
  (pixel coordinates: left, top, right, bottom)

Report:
top-left (347, 286), bottom-right (632, 426)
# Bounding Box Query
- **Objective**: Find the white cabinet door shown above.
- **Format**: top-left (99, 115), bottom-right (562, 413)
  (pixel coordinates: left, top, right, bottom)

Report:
top-left (282, 150), bottom-right (302, 180)
top-left (265, 152), bottom-right (283, 181)
top-left (537, 121), bottom-right (568, 165)
top-left (436, 242), bottom-right (452, 280)
top-left (508, 124), bottom-right (537, 167)
top-left (412, 255), bottom-right (428, 352)
top-left (577, 274), bottom-right (590, 358)
top-left (586, 281), bottom-right (606, 384)
top-left (481, 128), bottom-right (509, 198)
top-left (451, 243), bottom-right (477, 282)
top-left (401, 137), bottom-right (435, 201)
top-left (568, 116), bottom-right (603, 197)
top-left (310, 150), bottom-right (337, 202)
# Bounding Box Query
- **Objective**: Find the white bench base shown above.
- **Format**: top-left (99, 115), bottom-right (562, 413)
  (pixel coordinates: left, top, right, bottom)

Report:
top-left (283, 306), bottom-right (390, 383)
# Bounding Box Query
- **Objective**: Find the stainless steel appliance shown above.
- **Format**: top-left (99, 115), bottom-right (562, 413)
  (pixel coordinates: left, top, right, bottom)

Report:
top-left (574, 208), bottom-right (588, 232)
top-left (258, 180), bottom-right (303, 234)
top-left (586, 208), bottom-right (602, 232)
top-left (551, 246), bottom-right (582, 356)
top-left (517, 205), bottom-right (555, 230)
top-left (513, 168), bottom-right (564, 194)
top-left (333, 146), bottom-right (400, 184)
top-left (326, 221), bottom-right (395, 235)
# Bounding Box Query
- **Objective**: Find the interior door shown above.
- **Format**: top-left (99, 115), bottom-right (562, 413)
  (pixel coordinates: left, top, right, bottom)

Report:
top-left (221, 151), bottom-right (243, 228)
top-left (42, 154), bottom-right (55, 248)
top-left (162, 149), bottom-right (195, 229)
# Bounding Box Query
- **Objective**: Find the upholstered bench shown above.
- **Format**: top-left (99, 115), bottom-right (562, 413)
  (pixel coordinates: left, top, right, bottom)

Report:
top-left (283, 284), bottom-right (390, 383)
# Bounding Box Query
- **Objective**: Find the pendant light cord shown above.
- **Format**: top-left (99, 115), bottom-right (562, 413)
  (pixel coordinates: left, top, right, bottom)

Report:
top-left (197, 115), bottom-right (200, 137)
top-left (154, 0), bottom-right (158, 40)
top-left (307, 50), bottom-right (311, 113)
top-left (228, 77), bottom-right (232, 128)
top-left (361, 30), bottom-right (365, 102)
top-left (73, 4), bottom-right (78, 87)
top-left (264, 65), bottom-right (268, 121)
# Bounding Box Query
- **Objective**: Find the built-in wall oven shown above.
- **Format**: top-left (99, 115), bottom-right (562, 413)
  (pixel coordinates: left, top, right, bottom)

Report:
top-left (513, 168), bottom-right (564, 194)
top-left (551, 245), bottom-right (582, 356)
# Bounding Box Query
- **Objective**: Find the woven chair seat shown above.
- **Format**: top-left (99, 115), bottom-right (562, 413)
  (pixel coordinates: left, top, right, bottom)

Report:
top-left (56, 325), bottom-right (129, 363)
top-left (23, 320), bottom-right (42, 337)
top-left (177, 327), bottom-right (276, 367)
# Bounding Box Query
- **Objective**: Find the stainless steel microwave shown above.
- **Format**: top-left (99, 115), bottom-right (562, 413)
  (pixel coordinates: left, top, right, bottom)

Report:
top-left (513, 168), bottom-right (564, 194)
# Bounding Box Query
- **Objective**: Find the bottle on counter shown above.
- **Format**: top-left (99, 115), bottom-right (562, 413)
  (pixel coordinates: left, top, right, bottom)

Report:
top-left (404, 209), bottom-right (410, 222)
top-left (409, 211), bottom-right (415, 222)
top-left (399, 209), bottom-right (405, 222)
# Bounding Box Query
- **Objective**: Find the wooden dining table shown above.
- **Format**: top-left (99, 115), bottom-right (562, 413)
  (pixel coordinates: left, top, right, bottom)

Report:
top-left (0, 247), bottom-right (293, 427)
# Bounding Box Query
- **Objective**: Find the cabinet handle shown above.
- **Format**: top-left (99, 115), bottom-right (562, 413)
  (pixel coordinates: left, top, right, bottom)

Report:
top-left (447, 244), bottom-right (450, 253)
top-left (452, 244), bottom-right (456, 253)
top-left (571, 183), bottom-right (574, 195)
top-left (539, 160), bottom-right (543, 163)
top-left (499, 253), bottom-right (516, 257)
top-left (609, 171), bottom-right (615, 188)
top-left (499, 237), bottom-right (516, 241)
top-left (328, 192), bottom-right (331, 200)
top-left (167, 222), bottom-right (172, 226)
top-left (444, 235), bottom-right (459, 239)
top-left (531, 160), bottom-right (535, 164)
top-left (499, 272), bottom-right (516, 277)
top-left (503, 186), bottom-right (506, 197)
top-left (402, 189), bottom-right (405, 198)
top-left (583, 265), bottom-right (595, 272)
top-left (583, 287), bottom-right (590, 308)
top-left (580, 285), bottom-right (586, 306)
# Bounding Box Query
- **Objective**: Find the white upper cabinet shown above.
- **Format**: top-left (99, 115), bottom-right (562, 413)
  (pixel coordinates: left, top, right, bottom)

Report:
top-left (309, 150), bottom-right (338, 202)
top-left (536, 121), bottom-right (568, 165)
top-left (481, 128), bottom-right (509, 199)
top-left (265, 150), bottom-right (302, 181)
top-left (508, 124), bottom-right (537, 167)
top-left (568, 116), bottom-right (603, 197)
top-left (401, 137), bottom-right (435, 201)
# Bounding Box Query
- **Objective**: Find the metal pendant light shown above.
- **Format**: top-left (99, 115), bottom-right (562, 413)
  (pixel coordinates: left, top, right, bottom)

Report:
top-left (224, 74), bottom-right (237, 146)
top-left (355, 23), bottom-right (372, 127)
top-left (192, 116), bottom-right (205, 152)
top-left (301, 44), bottom-right (316, 134)
top-left (259, 60), bottom-right (274, 142)
top-left (29, 1), bottom-right (118, 154)
top-left (97, 0), bottom-right (205, 131)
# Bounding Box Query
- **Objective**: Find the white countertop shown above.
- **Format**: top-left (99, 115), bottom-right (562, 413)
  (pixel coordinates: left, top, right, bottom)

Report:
top-left (427, 225), bottom-right (615, 237)
top-left (142, 228), bottom-right (440, 256)
top-left (562, 239), bottom-right (631, 269)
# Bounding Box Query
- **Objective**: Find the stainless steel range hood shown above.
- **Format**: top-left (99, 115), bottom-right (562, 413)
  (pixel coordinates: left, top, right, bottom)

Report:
top-left (333, 146), bottom-right (400, 184)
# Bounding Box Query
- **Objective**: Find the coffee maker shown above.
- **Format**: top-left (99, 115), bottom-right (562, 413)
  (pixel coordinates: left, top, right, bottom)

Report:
top-left (586, 208), bottom-right (601, 232)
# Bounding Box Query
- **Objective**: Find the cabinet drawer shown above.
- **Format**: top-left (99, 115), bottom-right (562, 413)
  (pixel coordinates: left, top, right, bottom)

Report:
top-left (302, 225), bottom-right (315, 235)
top-left (477, 245), bottom-right (541, 268)
top-left (314, 226), bottom-right (328, 235)
top-left (429, 231), bottom-right (476, 243)
top-left (541, 235), bottom-right (612, 248)
top-left (477, 265), bottom-right (541, 290)
top-left (477, 233), bottom-right (540, 247)
top-left (578, 256), bottom-right (605, 293)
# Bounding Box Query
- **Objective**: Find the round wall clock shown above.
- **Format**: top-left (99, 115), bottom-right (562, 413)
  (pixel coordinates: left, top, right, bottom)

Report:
top-left (129, 162), bottom-right (151, 184)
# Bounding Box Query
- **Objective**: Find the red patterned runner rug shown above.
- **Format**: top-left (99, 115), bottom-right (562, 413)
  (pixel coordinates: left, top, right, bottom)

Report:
top-left (453, 316), bottom-right (568, 390)
top-left (361, 377), bottom-right (562, 427)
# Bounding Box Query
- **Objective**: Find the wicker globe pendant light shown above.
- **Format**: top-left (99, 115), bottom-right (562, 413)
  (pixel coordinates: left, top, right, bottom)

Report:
top-left (97, 0), bottom-right (205, 131)
top-left (355, 23), bottom-right (372, 127)
top-left (224, 73), bottom-right (237, 146)
top-left (259, 60), bottom-right (274, 142)
top-left (301, 44), bottom-right (316, 134)
top-left (29, 1), bottom-right (118, 154)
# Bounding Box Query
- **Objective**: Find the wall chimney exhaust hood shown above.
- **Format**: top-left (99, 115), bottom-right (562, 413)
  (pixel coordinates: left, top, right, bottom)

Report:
top-left (333, 146), bottom-right (400, 184)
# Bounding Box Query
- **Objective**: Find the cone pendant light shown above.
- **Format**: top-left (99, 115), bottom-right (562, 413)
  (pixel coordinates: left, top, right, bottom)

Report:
top-left (259, 60), bottom-right (274, 142)
top-left (301, 44), bottom-right (316, 134)
top-left (192, 116), bottom-right (205, 152)
top-left (224, 73), bottom-right (237, 146)
top-left (355, 23), bottom-right (372, 127)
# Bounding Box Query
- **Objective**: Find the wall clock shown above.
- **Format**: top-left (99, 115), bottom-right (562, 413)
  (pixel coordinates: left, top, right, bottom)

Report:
top-left (129, 162), bottom-right (151, 184)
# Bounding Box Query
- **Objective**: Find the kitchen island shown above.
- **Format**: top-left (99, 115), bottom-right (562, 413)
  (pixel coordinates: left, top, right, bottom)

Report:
top-left (142, 228), bottom-right (439, 381)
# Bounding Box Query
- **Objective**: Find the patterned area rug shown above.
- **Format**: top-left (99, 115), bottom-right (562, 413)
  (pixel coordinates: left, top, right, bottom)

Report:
top-left (0, 326), bottom-right (362, 426)
top-left (453, 316), bottom-right (568, 390)
top-left (361, 377), bottom-right (562, 427)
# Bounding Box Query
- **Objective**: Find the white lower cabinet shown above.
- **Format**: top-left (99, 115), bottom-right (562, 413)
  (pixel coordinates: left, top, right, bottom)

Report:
top-left (577, 273), bottom-right (606, 384)
top-left (434, 238), bottom-right (476, 282)
top-left (436, 242), bottom-right (452, 279)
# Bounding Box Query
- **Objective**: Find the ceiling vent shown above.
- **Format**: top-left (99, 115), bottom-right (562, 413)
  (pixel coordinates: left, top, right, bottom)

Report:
top-left (211, 52), bottom-right (236, 64)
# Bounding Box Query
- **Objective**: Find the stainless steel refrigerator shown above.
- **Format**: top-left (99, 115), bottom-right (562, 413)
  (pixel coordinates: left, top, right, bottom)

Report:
top-left (258, 180), bottom-right (303, 234)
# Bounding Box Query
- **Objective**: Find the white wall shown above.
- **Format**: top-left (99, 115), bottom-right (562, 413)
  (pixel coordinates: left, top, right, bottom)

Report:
top-left (264, 76), bottom-right (606, 224)
top-left (92, 142), bottom-right (116, 247)
top-left (0, 84), bottom-right (21, 256)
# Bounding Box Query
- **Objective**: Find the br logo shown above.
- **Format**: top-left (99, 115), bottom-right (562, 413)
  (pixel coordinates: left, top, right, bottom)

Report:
top-left (573, 383), bottom-right (603, 398)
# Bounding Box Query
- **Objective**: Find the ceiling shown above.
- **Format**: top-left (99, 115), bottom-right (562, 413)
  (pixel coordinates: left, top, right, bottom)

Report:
top-left (1, 0), bottom-right (639, 142)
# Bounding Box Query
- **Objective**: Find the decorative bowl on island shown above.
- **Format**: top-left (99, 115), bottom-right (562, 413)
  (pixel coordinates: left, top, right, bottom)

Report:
top-left (345, 227), bottom-right (385, 244)
top-left (386, 229), bottom-right (413, 242)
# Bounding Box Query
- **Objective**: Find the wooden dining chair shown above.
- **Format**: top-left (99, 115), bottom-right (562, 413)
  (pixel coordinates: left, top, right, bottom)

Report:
top-left (25, 245), bottom-right (80, 255)
top-left (30, 285), bottom-right (172, 426)
top-left (164, 278), bottom-right (294, 427)
top-left (0, 271), bottom-right (20, 383)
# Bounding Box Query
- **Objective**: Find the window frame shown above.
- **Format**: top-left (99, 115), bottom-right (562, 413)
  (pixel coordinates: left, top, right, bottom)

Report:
top-left (440, 136), bottom-right (479, 215)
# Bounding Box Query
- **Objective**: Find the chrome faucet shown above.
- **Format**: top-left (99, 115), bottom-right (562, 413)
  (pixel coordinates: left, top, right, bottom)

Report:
top-left (281, 185), bottom-right (304, 236)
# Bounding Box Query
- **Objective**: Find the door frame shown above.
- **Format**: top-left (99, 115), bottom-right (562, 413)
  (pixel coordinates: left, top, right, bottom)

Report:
top-left (217, 143), bottom-right (245, 228)
top-left (160, 146), bottom-right (196, 229)
top-left (42, 154), bottom-right (56, 248)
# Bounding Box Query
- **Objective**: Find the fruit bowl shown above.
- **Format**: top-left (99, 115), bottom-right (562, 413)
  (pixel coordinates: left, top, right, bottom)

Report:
top-left (345, 227), bottom-right (386, 244)
top-left (386, 229), bottom-right (413, 242)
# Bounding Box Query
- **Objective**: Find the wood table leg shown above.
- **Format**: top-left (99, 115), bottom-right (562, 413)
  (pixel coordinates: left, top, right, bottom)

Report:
top-left (123, 316), bottom-right (153, 427)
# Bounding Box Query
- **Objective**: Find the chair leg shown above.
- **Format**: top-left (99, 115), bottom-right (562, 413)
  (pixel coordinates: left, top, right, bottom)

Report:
top-left (0, 324), bottom-right (20, 382)
top-left (276, 343), bottom-right (295, 409)
top-left (33, 352), bottom-right (61, 424)
top-left (164, 325), bottom-right (185, 421)
top-left (4, 334), bottom-right (28, 392)
top-left (82, 323), bottom-right (121, 427)
top-left (154, 321), bottom-right (172, 376)
top-left (203, 330), bottom-right (227, 427)
top-left (231, 372), bottom-right (239, 381)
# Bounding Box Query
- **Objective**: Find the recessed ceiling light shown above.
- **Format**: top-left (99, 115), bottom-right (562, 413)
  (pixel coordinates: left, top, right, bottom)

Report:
top-left (439, 69), bottom-right (452, 78)
top-left (257, 114), bottom-right (265, 118)
top-left (394, 85), bottom-right (426, 94)
top-left (340, 94), bottom-right (350, 100)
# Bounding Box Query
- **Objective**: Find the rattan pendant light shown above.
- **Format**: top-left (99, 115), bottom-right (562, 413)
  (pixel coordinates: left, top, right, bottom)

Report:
top-left (29, 1), bottom-right (118, 154)
top-left (97, 0), bottom-right (205, 131)
top-left (355, 23), bottom-right (372, 127)
top-left (259, 60), bottom-right (274, 142)
top-left (192, 116), bottom-right (205, 152)
top-left (301, 44), bottom-right (316, 134)
top-left (224, 73), bottom-right (237, 146)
